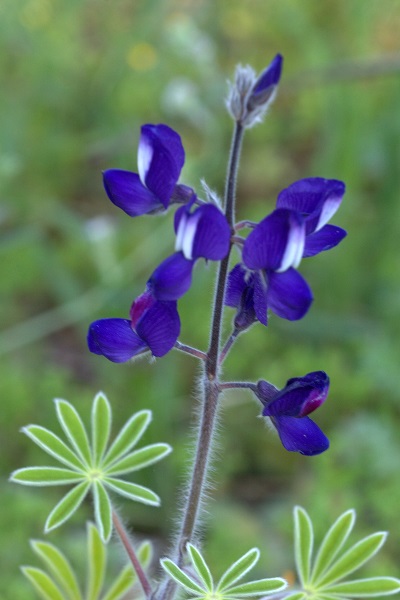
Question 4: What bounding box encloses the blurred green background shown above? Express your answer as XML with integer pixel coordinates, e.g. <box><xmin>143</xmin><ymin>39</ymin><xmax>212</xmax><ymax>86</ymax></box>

<box><xmin>1</xmin><ymin>0</ymin><xmax>400</xmax><ymax>597</ymax></box>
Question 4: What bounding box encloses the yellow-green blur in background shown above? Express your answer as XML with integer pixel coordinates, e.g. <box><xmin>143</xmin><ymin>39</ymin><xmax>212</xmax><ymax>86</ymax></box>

<box><xmin>1</xmin><ymin>0</ymin><xmax>400</xmax><ymax>597</ymax></box>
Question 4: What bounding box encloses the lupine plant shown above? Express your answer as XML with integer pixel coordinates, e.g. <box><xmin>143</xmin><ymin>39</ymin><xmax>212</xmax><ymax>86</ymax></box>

<box><xmin>11</xmin><ymin>54</ymin><xmax>400</xmax><ymax>600</ymax></box>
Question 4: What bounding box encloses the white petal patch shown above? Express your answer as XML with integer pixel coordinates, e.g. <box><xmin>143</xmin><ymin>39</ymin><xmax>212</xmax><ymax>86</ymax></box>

<box><xmin>277</xmin><ymin>220</ymin><xmax>305</xmax><ymax>272</ymax></box>
<box><xmin>316</xmin><ymin>196</ymin><xmax>341</xmax><ymax>231</ymax></box>
<box><xmin>137</xmin><ymin>134</ymin><xmax>154</xmax><ymax>185</ymax></box>
<box><xmin>175</xmin><ymin>212</ymin><xmax>201</xmax><ymax>260</ymax></box>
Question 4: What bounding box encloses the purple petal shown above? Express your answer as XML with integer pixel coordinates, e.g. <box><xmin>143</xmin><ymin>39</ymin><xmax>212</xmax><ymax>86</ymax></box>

<box><xmin>243</xmin><ymin>209</ymin><xmax>305</xmax><ymax>272</ymax></box>
<box><xmin>303</xmin><ymin>225</ymin><xmax>347</xmax><ymax>257</ymax></box>
<box><xmin>263</xmin><ymin>371</ymin><xmax>329</xmax><ymax>418</ymax></box>
<box><xmin>252</xmin><ymin>271</ymin><xmax>268</xmax><ymax>326</ymax></box>
<box><xmin>272</xmin><ymin>415</ymin><xmax>329</xmax><ymax>456</ymax></box>
<box><xmin>225</xmin><ymin>264</ymin><xmax>247</xmax><ymax>307</ymax></box>
<box><xmin>138</xmin><ymin>124</ymin><xmax>185</xmax><ymax>208</ymax></box>
<box><xmin>148</xmin><ymin>253</ymin><xmax>194</xmax><ymax>301</ymax></box>
<box><xmin>103</xmin><ymin>170</ymin><xmax>163</xmax><ymax>216</ymax></box>
<box><xmin>136</xmin><ymin>301</ymin><xmax>180</xmax><ymax>357</ymax></box>
<box><xmin>276</xmin><ymin>178</ymin><xmax>345</xmax><ymax>234</ymax></box>
<box><xmin>252</xmin><ymin>54</ymin><xmax>283</xmax><ymax>94</ymax></box>
<box><xmin>87</xmin><ymin>319</ymin><xmax>147</xmax><ymax>363</ymax></box>
<box><xmin>267</xmin><ymin>268</ymin><xmax>313</xmax><ymax>321</ymax></box>
<box><xmin>175</xmin><ymin>203</ymin><xmax>231</xmax><ymax>261</ymax></box>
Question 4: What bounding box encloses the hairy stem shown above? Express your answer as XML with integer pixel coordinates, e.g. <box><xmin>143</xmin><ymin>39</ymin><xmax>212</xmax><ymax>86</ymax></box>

<box><xmin>112</xmin><ymin>510</ymin><xmax>152</xmax><ymax>599</ymax></box>
<box><xmin>160</xmin><ymin>122</ymin><xmax>245</xmax><ymax>600</ymax></box>
<box><xmin>174</xmin><ymin>341</ymin><xmax>207</xmax><ymax>361</ymax></box>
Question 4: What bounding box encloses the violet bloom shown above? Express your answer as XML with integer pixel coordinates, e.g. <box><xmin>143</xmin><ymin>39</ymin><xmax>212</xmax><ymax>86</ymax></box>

<box><xmin>103</xmin><ymin>124</ymin><xmax>190</xmax><ymax>217</ymax></box>
<box><xmin>256</xmin><ymin>371</ymin><xmax>330</xmax><ymax>456</ymax></box>
<box><xmin>148</xmin><ymin>199</ymin><xmax>231</xmax><ymax>301</ymax></box>
<box><xmin>226</xmin><ymin>178</ymin><xmax>346</xmax><ymax>327</ymax></box>
<box><xmin>226</xmin><ymin>208</ymin><xmax>312</xmax><ymax>326</ymax></box>
<box><xmin>276</xmin><ymin>177</ymin><xmax>347</xmax><ymax>257</ymax></box>
<box><xmin>87</xmin><ymin>290</ymin><xmax>180</xmax><ymax>362</ymax></box>
<box><xmin>247</xmin><ymin>53</ymin><xmax>283</xmax><ymax>111</ymax></box>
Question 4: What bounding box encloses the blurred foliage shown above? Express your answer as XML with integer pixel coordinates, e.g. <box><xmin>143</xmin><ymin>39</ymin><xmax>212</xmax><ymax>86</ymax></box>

<box><xmin>1</xmin><ymin>0</ymin><xmax>400</xmax><ymax>597</ymax></box>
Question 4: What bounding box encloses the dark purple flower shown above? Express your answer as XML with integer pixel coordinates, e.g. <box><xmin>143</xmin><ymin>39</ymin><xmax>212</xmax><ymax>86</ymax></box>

<box><xmin>103</xmin><ymin>124</ymin><xmax>190</xmax><ymax>217</ymax></box>
<box><xmin>256</xmin><ymin>371</ymin><xmax>330</xmax><ymax>456</ymax></box>
<box><xmin>248</xmin><ymin>54</ymin><xmax>283</xmax><ymax>110</ymax></box>
<box><xmin>148</xmin><ymin>200</ymin><xmax>231</xmax><ymax>301</ymax></box>
<box><xmin>276</xmin><ymin>177</ymin><xmax>347</xmax><ymax>257</ymax></box>
<box><xmin>87</xmin><ymin>290</ymin><xmax>180</xmax><ymax>362</ymax></box>
<box><xmin>226</xmin><ymin>209</ymin><xmax>312</xmax><ymax>325</ymax></box>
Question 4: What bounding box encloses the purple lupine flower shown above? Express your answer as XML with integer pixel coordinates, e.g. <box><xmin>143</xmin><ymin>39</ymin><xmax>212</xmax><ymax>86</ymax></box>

<box><xmin>226</xmin><ymin>208</ymin><xmax>312</xmax><ymax>326</ymax></box>
<box><xmin>226</xmin><ymin>179</ymin><xmax>346</xmax><ymax>327</ymax></box>
<box><xmin>148</xmin><ymin>199</ymin><xmax>231</xmax><ymax>301</ymax></box>
<box><xmin>247</xmin><ymin>53</ymin><xmax>283</xmax><ymax>111</ymax></box>
<box><xmin>103</xmin><ymin>124</ymin><xmax>191</xmax><ymax>217</ymax></box>
<box><xmin>276</xmin><ymin>177</ymin><xmax>347</xmax><ymax>257</ymax></box>
<box><xmin>256</xmin><ymin>371</ymin><xmax>330</xmax><ymax>456</ymax></box>
<box><xmin>87</xmin><ymin>290</ymin><xmax>180</xmax><ymax>362</ymax></box>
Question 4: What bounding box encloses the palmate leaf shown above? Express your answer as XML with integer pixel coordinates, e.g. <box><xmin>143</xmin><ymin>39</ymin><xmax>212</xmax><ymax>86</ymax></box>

<box><xmin>87</xmin><ymin>521</ymin><xmax>106</xmax><ymax>600</ymax></box>
<box><xmin>324</xmin><ymin>576</ymin><xmax>400</xmax><ymax>597</ymax></box>
<box><xmin>93</xmin><ymin>481</ymin><xmax>112</xmax><ymax>543</ymax></box>
<box><xmin>187</xmin><ymin>544</ymin><xmax>213</xmax><ymax>591</ymax></box>
<box><xmin>55</xmin><ymin>400</ymin><xmax>92</xmax><ymax>468</ymax></box>
<box><xmin>22</xmin><ymin>426</ymin><xmax>85</xmax><ymax>471</ymax></box>
<box><xmin>217</xmin><ymin>548</ymin><xmax>260</xmax><ymax>592</ymax></box>
<box><xmin>102</xmin><ymin>410</ymin><xmax>152</xmax><ymax>468</ymax></box>
<box><xmin>21</xmin><ymin>567</ymin><xmax>65</xmax><ymax>600</ymax></box>
<box><xmin>294</xmin><ymin>506</ymin><xmax>313</xmax><ymax>587</ymax></box>
<box><xmin>91</xmin><ymin>392</ymin><xmax>111</xmax><ymax>467</ymax></box>
<box><xmin>316</xmin><ymin>531</ymin><xmax>387</xmax><ymax>588</ymax></box>
<box><xmin>282</xmin><ymin>593</ymin><xmax>306</xmax><ymax>600</ymax></box>
<box><xmin>310</xmin><ymin>509</ymin><xmax>355</xmax><ymax>584</ymax></box>
<box><xmin>30</xmin><ymin>540</ymin><xmax>81</xmax><ymax>600</ymax></box>
<box><xmin>45</xmin><ymin>481</ymin><xmax>91</xmax><ymax>532</ymax></box>
<box><xmin>106</xmin><ymin>443</ymin><xmax>172</xmax><ymax>476</ymax></box>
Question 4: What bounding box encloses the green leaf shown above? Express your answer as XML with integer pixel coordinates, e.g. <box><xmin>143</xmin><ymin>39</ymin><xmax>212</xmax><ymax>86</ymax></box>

<box><xmin>11</xmin><ymin>467</ymin><xmax>84</xmax><ymax>486</ymax></box>
<box><xmin>104</xmin><ymin>477</ymin><xmax>160</xmax><ymax>506</ymax></box>
<box><xmin>102</xmin><ymin>541</ymin><xmax>152</xmax><ymax>600</ymax></box>
<box><xmin>55</xmin><ymin>400</ymin><xmax>92</xmax><ymax>467</ymax></box>
<box><xmin>217</xmin><ymin>548</ymin><xmax>260</xmax><ymax>592</ymax></box>
<box><xmin>105</xmin><ymin>443</ymin><xmax>172</xmax><ymax>475</ymax></box>
<box><xmin>294</xmin><ymin>506</ymin><xmax>313</xmax><ymax>586</ymax></box>
<box><xmin>187</xmin><ymin>544</ymin><xmax>213</xmax><ymax>591</ymax></box>
<box><xmin>224</xmin><ymin>577</ymin><xmax>287</xmax><ymax>597</ymax></box>
<box><xmin>45</xmin><ymin>481</ymin><xmax>91</xmax><ymax>532</ymax></box>
<box><xmin>21</xmin><ymin>567</ymin><xmax>65</xmax><ymax>600</ymax></box>
<box><xmin>87</xmin><ymin>522</ymin><xmax>106</xmax><ymax>600</ymax></box>
<box><xmin>93</xmin><ymin>481</ymin><xmax>112</xmax><ymax>543</ymax></box>
<box><xmin>102</xmin><ymin>410</ymin><xmax>152</xmax><ymax>467</ymax></box>
<box><xmin>160</xmin><ymin>558</ymin><xmax>205</xmax><ymax>595</ymax></box>
<box><xmin>92</xmin><ymin>392</ymin><xmax>111</xmax><ymax>467</ymax></box>
<box><xmin>325</xmin><ymin>576</ymin><xmax>400</xmax><ymax>596</ymax></box>
<box><xmin>282</xmin><ymin>593</ymin><xmax>306</xmax><ymax>600</ymax></box>
<box><xmin>102</xmin><ymin>565</ymin><xmax>135</xmax><ymax>600</ymax></box>
<box><xmin>138</xmin><ymin>540</ymin><xmax>153</xmax><ymax>568</ymax></box>
<box><xmin>31</xmin><ymin>540</ymin><xmax>81</xmax><ymax>600</ymax></box>
<box><xmin>311</xmin><ymin>509</ymin><xmax>356</xmax><ymax>584</ymax></box>
<box><xmin>22</xmin><ymin>426</ymin><xmax>85</xmax><ymax>471</ymax></box>
<box><xmin>317</xmin><ymin>532</ymin><xmax>387</xmax><ymax>587</ymax></box>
